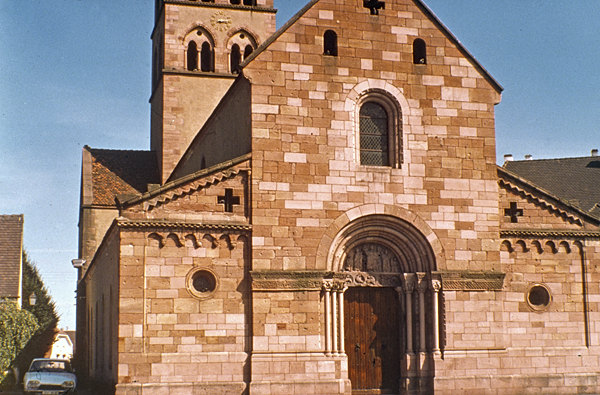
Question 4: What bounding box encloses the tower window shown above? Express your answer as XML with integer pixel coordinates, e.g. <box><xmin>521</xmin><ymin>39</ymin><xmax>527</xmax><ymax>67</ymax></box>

<box><xmin>243</xmin><ymin>0</ymin><xmax>256</xmax><ymax>5</ymax></box>
<box><xmin>363</xmin><ymin>0</ymin><xmax>385</xmax><ymax>15</ymax></box>
<box><xmin>201</xmin><ymin>41</ymin><xmax>214</xmax><ymax>72</ymax></box>
<box><xmin>230</xmin><ymin>0</ymin><xmax>241</xmax><ymax>4</ymax></box>
<box><xmin>360</xmin><ymin>102</ymin><xmax>389</xmax><ymax>166</ymax></box>
<box><xmin>230</xmin><ymin>44</ymin><xmax>241</xmax><ymax>73</ymax></box>
<box><xmin>324</xmin><ymin>30</ymin><xmax>338</xmax><ymax>56</ymax></box>
<box><xmin>187</xmin><ymin>41</ymin><xmax>198</xmax><ymax>71</ymax></box>
<box><xmin>244</xmin><ymin>44</ymin><xmax>253</xmax><ymax>59</ymax></box>
<box><xmin>413</xmin><ymin>38</ymin><xmax>427</xmax><ymax>64</ymax></box>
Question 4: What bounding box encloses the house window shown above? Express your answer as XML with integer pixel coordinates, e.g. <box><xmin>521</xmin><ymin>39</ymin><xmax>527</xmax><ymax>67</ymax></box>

<box><xmin>360</xmin><ymin>102</ymin><xmax>389</xmax><ymax>166</ymax></box>
<box><xmin>187</xmin><ymin>41</ymin><xmax>198</xmax><ymax>71</ymax></box>
<box><xmin>201</xmin><ymin>41</ymin><xmax>214</xmax><ymax>72</ymax></box>
<box><xmin>324</xmin><ymin>30</ymin><xmax>338</xmax><ymax>56</ymax></box>
<box><xmin>356</xmin><ymin>90</ymin><xmax>403</xmax><ymax>168</ymax></box>
<box><xmin>413</xmin><ymin>38</ymin><xmax>426</xmax><ymax>64</ymax></box>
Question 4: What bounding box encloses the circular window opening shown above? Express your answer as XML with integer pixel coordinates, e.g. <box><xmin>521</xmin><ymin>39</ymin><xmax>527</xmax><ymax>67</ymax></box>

<box><xmin>186</xmin><ymin>268</ymin><xmax>219</xmax><ymax>299</ymax></box>
<box><xmin>527</xmin><ymin>284</ymin><xmax>551</xmax><ymax>311</ymax></box>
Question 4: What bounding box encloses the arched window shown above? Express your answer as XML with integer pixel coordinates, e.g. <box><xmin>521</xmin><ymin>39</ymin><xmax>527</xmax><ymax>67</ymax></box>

<box><xmin>187</xmin><ymin>41</ymin><xmax>198</xmax><ymax>71</ymax></box>
<box><xmin>413</xmin><ymin>38</ymin><xmax>426</xmax><ymax>64</ymax></box>
<box><xmin>230</xmin><ymin>0</ymin><xmax>241</xmax><ymax>4</ymax></box>
<box><xmin>243</xmin><ymin>0</ymin><xmax>255</xmax><ymax>5</ymax></box>
<box><xmin>244</xmin><ymin>44</ymin><xmax>253</xmax><ymax>59</ymax></box>
<box><xmin>360</xmin><ymin>102</ymin><xmax>389</xmax><ymax>166</ymax></box>
<box><xmin>201</xmin><ymin>41</ymin><xmax>214</xmax><ymax>72</ymax></box>
<box><xmin>324</xmin><ymin>30</ymin><xmax>338</xmax><ymax>56</ymax></box>
<box><xmin>230</xmin><ymin>44</ymin><xmax>241</xmax><ymax>73</ymax></box>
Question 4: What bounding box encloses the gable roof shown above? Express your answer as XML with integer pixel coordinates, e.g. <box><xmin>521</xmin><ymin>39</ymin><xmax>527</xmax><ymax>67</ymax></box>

<box><xmin>502</xmin><ymin>155</ymin><xmax>600</xmax><ymax>221</ymax></box>
<box><xmin>86</xmin><ymin>147</ymin><xmax>160</xmax><ymax>206</ymax></box>
<box><xmin>0</xmin><ymin>214</ymin><xmax>24</xmax><ymax>299</ymax></box>
<box><xmin>242</xmin><ymin>0</ymin><xmax>502</xmax><ymax>93</ymax></box>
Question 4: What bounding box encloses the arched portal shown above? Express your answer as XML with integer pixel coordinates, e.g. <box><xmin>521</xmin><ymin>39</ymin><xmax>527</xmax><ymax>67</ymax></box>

<box><xmin>323</xmin><ymin>214</ymin><xmax>440</xmax><ymax>394</ymax></box>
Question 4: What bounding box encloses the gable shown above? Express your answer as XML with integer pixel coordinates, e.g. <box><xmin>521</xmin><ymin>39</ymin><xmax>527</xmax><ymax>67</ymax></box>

<box><xmin>243</xmin><ymin>0</ymin><xmax>502</xmax><ymax>94</ymax></box>
<box><xmin>121</xmin><ymin>154</ymin><xmax>250</xmax><ymax>225</ymax></box>
<box><xmin>498</xmin><ymin>166</ymin><xmax>599</xmax><ymax>231</ymax></box>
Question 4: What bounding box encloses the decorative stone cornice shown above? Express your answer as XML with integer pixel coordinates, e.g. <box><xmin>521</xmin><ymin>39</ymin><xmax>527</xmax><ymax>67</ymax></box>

<box><xmin>251</xmin><ymin>271</ymin><xmax>326</xmax><ymax>291</ymax></box>
<box><xmin>500</xmin><ymin>229</ymin><xmax>600</xmax><ymax>239</ymax></box>
<box><xmin>438</xmin><ymin>271</ymin><xmax>505</xmax><ymax>291</ymax></box>
<box><xmin>116</xmin><ymin>218</ymin><xmax>251</xmax><ymax>232</ymax></box>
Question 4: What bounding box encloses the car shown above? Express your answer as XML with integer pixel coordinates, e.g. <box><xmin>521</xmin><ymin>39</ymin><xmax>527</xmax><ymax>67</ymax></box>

<box><xmin>23</xmin><ymin>358</ymin><xmax>77</xmax><ymax>395</ymax></box>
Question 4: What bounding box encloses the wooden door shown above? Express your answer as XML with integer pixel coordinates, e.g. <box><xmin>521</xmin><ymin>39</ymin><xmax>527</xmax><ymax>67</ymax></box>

<box><xmin>344</xmin><ymin>287</ymin><xmax>401</xmax><ymax>394</ymax></box>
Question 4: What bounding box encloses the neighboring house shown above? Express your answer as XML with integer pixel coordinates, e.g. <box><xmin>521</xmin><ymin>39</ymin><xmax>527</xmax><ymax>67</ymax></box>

<box><xmin>0</xmin><ymin>214</ymin><xmax>24</xmax><ymax>305</ymax></box>
<box><xmin>48</xmin><ymin>332</ymin><xmax>75</xmax><ymax>360</ymax></box>
<box><xmin>74</xmin><ymin>0</ymin><xmax>600</xmax><ymax>394</ymax></box>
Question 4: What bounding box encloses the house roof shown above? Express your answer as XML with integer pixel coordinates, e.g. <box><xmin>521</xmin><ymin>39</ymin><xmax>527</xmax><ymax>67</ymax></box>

<box><xmin>87</xmin><ymin>147</ymin><xmax>160</xmax><ymax>206</ymax></box>
<box><xmin>502</xmin><ymin>155</ymin><xmax>600</xmax><ymax>220</ymax></box>
<box><xmin>242</xmin><ymin>0</ymin><xmax>502</xmax><ymax>93</ymax></box>
<box><xmin>0</xmin><ymin>214</ymin><xmax>24</xmax><ymax>299</ymax></box>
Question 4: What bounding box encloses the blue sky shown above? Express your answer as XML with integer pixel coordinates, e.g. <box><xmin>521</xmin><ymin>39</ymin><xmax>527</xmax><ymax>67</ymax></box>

<box><xmin>1</xmin><ymin>0</ymin><xmax>598</xmax><ymax>329</ymax></box>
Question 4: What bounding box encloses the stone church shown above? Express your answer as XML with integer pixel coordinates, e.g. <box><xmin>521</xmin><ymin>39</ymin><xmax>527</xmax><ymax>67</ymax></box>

<box><xmin>74</xmin><ymin>0</ymin><xmax>600</xmax><ymax>394</ymax></box>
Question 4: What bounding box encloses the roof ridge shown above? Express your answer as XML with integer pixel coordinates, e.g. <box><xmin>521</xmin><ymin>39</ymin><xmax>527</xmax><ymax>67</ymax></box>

<box><xmin>85</xmin><ymin>145</ymin><xmax>154</xmax><ymax>154</ymax></box>
<box><xmin>504</xmin><ymin>155</ymin><xmax>600</xmax><ymax>164</ymax></box>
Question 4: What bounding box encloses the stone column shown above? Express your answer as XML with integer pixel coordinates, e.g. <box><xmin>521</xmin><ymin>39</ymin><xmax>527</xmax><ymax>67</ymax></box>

<box><xmin>403</xmin><ymin>274</ymin><xmax>415</xmax><ymax>354</ymax></box>
<box><xmin>416</xmin><ymin>273</ymin><xmax>428</xmax><ymax>354</ymax></box>
<box><xmin>402</xmin><ymin>273</ymin><xmax>417</xmax><ymax>394</ymax></box>
<box><xmin>430</xmin><ymin>276</ymin><xmax>442</xmax><ymax>354</ymax></box>
<box><xmin>332</xmin><ymin>289</ymin><xmax>338</xmax><ymax>355</ymax></box>
<box><xmin>338</xmin><ymin>283</ymin><xmax>347</xmax><ymax>354</ymax></box>
<box><xmin>323</xmin><ymin>280</ymin><xmax>332</xmax><ymax>356</ymax></box>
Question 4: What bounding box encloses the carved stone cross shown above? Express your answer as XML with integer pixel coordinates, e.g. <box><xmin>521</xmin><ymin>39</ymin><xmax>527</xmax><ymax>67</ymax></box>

<box><xmin>504</xmin><ymin>202</ymin><xmax>523</xmax><ymax>223</ymax></box>
<box><xmin>363</xmin><ymin>0</ymin><xmax>385</xmax><ymax>15</ymax></box>
<box><xmin>218</xmin><ymin>189</ymin><xmax>240</xmax><ymax>213</ymax></box>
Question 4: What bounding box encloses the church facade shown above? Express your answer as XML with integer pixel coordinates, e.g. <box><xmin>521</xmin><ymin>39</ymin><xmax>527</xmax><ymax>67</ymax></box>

<box><xmin>75</xmin><ymin>0</ymin><xmax>600</xmax><ymax>394</ymax></box>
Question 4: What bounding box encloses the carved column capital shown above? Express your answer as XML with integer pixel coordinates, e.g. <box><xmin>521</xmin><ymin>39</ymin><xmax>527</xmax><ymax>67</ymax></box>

<box><xmin>416</xmin><ymin>273</ymin><xmax>429</xmax><ymax>293</ymax></box>
<box><xmin>322</xmin><ymin>279</ymin><xmax>334</xmax><ymax>291</ymax></box>
<box><xmin>430</xmin><ymin>279</ymin><xmax>442</xmax><ymax>292</ymax></box>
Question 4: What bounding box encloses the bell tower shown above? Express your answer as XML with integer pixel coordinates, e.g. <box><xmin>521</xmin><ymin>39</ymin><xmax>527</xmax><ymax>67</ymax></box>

<box><xmin>150</xmin><ymin>0</ymin><xmax>276</xmax><ymax>183</ymax></box>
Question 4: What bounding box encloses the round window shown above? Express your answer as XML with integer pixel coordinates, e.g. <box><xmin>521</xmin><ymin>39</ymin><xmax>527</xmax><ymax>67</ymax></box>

<box><xmin>186</xmin><ymin>268</ymin><xmax>219</xmax><ymax>299</ymax></box>
<box><xmin>526</xmin><ymin>284</ymin><xmax>551</xmax><ymax>311</ymax></box>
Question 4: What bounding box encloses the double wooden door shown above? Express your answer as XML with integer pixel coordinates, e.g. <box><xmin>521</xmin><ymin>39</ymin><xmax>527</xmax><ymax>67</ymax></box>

<box><xmin>344</xmin><ymin>287</ymin><xmax>401</xmax><ymax>394</ymax></box>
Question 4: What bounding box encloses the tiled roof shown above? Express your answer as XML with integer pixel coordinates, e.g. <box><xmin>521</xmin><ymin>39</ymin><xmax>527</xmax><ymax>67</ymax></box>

<box><xmin>89</xmin><ymin>148</ymin><xmax>160</xmax><ymax>206</ymax></box>
<box><xmin>0</xmin><ymin>214</ymin><xmax>23</xmax><ymax>298</ymax></box>
<box><xmin>503</xmin><ymin>155</ymin><xmax>600</xmax><ymax>219</ymax></box>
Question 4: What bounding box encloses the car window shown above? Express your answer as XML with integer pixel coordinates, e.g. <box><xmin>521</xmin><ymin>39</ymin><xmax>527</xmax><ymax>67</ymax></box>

<box><xmin>29</xmin><ymin>360</ymin><xmax>72</xmax><ymax>373</ymax></box>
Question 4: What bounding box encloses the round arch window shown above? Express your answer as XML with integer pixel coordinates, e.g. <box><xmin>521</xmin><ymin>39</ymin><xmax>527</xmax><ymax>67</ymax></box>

<box><xmin>526</xmin><ymin>284</ymin><xmax>551</xmax><ymax>311</ymax></box>
<box><xmin>186</xmin><ymin>268</ymin><xmax>219</xmax><ymax>300</ymax></box>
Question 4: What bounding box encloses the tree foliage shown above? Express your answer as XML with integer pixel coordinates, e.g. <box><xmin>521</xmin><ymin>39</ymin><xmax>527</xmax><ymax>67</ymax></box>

<box><xmin>22</xmin><ymin>251</ymin><xmax>59</xmax><ymax>330</ymax></box>
<box><xmin>0</xmin><ymin>252</ymin><xmax>59</xmax><ymax>388</ymax></box>
<box><xmin>0</xmin><ymin>300</ymin><xmax>39</xmax><ymax>380</ymax></box>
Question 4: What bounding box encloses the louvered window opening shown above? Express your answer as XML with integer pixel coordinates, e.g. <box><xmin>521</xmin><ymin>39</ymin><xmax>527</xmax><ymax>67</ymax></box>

<box><xmin>360</xmin><ymin>102</ymin><xmax>389</xmax><ymax>166</ymax></box>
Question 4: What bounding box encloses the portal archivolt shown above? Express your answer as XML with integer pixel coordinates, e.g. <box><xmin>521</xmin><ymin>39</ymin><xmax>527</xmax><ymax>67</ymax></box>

<box><xmin>323</xmin><ymin>214</ymin><xmax>441</xmax><ymax>394</ymax></box>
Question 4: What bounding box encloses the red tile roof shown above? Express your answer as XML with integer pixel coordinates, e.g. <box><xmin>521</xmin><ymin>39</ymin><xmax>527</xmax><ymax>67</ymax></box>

<box><xmin>0</xmin><ymin>214</ymin><xmax>23</xmax><ymax>298</ymax></box>
<box><xmin>89</xmin><ymin>149</ymin><xmax>160</xmax><ymax>206</ymax></box>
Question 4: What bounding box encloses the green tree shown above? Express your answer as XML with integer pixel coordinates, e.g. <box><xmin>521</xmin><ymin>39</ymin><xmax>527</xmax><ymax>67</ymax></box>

<box><xmin>0</xmin><ymin>252</ymin><xmax>59</xmax><ymax>388</ymax></box>
<box><xmin>0</xmin><ymin>300</ymin><xmax>39</xmax><ymax>384</ymax></box>
<box><xmin>22</xmin><ymin>251</ymin><xmax>58</xmax><ymax>329</ymax></box>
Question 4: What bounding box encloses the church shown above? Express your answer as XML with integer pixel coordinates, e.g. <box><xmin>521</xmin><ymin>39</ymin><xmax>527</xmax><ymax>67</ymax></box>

<box><xmin>74</xmin><ymin>0</ymin><xmax>600</xmax><ymax>394</ymax></box>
